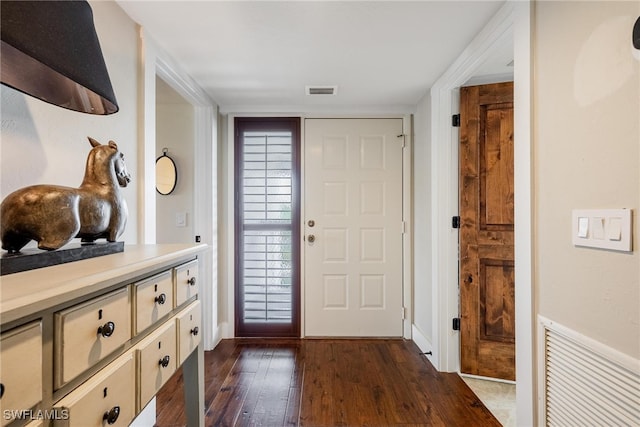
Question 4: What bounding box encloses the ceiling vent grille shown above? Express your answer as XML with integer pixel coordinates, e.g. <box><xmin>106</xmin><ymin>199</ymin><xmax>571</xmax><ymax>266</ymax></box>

<box><xmin>306</xmin><ymin>85</ymin><xmax>337</xmax><ymax>96</ymax></box>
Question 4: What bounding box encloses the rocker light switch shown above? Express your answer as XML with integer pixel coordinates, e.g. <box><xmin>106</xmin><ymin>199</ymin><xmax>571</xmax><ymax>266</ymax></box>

<box><xmin>592</xmin><ymin>217</ymin><xmax>605</xmax><ymax>240</ymax></box>
<box><xmin>607</xmin><ymin>217</ymin><xmax>622</xmax><ymax>241</ymax></box>
<box><xmin>577</xmin><ymin>217</ymin><xmax>589</xmax><ymax>238</ymax></box>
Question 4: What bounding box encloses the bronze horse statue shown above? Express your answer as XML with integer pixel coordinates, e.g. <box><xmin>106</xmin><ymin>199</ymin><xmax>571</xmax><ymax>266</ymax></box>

<box><xmin>1</xmin><ymin>137</ymin><xmax>130</xmax><ymax>253</ymax></box>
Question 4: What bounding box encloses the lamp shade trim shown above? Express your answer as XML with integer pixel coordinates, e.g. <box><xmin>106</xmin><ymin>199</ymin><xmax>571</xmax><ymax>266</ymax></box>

<box><xmin>0</xmin><ymin>0</ymin><xmax>119</xmax><ymax>115</ymax></box>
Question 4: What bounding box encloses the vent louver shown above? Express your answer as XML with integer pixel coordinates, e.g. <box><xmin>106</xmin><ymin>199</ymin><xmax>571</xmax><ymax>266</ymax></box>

<box><xmin>306</xmin><ymin>86</ymin><xmax>337</xmax><ymax>96</ymax></box>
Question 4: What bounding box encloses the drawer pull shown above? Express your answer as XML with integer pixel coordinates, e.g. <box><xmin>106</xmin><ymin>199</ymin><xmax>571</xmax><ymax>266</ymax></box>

<box><xmin>155</xmin><ymin>293</ymin><xmax>167</xmax><ymax>305</ymax></box>
<box><xmin>103</xmin><ymin>406</ymin><xmax>120</xmax><ymax>425</ymax></box>
<box><xmin>98</xmin><ymin>321</ymin><xmax>116</xmax><ymax>338</ymax></box>
<box><xmin>159</xmin><ymin>355</ymin><xmax>171</xmax><ymax>368</ymax></box>
<box><xmin>187</xmin><ymin>277</ymin><xmax>197</xmax><ymax>286</ymax></box>
<box><xmin>190</xmin><ymin>326</ymin><xmax>199</xmax><ymax>336</ymax></box>
<box><xmin>0</xmin><ymin>383</ymin><xmax>4</xmax><ymax>399</ymax></box>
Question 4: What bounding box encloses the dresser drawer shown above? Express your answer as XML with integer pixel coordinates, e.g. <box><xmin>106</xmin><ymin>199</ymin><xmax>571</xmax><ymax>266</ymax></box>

<box><xmin>0</xmin><ymin>321</ymin><xmax>42</xmax><ymax>427</ymax></box>
<box><xmin>54</xmin><ymin>352</ymin><xmax>135</xmax><ymax>427</ymax></box>
<box><xmin>175</xmin><ymin>260</ymin><xmax>199</xmax><ymax>307</ymax></box>
<box><xmin>176</xmin><ymin>300</ymin><xmax>202</xmax><ymax>365</ymax></box>
<box><xmin>55</xmin><ymin>288</ymin><xmax>131</xmax><ymax>387</ymax></box>
<box><xmin>136</xmin><ymin>321</ymin><xmax>176</xmax><ymax>410</ymax></box>
<box><xmin>134</xmin><ymin>271</ymin><xmax>173</xmax><ymax>334</ymax></box>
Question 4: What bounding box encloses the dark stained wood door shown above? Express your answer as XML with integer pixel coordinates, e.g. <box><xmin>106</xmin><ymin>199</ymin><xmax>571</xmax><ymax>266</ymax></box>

<box><xmin>459</xmin><ymin>82</ymin><xmax>515</xmax><ymax>381</ymax></box>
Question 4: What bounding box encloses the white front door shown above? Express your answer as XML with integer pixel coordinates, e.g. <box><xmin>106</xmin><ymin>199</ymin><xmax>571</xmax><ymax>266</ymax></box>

<box><xmin>304</xmin><ymin>118</ymin><xmax>404</xmax><ymax>337</ymax></box>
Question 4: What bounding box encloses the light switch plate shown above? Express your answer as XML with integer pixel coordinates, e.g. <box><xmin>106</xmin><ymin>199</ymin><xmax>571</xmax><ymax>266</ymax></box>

<box><xmin>176</xmin><ymin>212</ymin><xmax>187</xmax><ymax>227</ymax></box>
<box><xmin>572</xmin><ymin>209</ymin><xmax>633</xmax><ymax>252</ymax></box>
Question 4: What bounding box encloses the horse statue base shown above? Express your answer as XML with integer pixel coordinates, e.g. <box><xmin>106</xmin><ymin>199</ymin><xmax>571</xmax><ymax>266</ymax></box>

<box><xmin>0</xmin><ymin>241</ymin><xmax>124</xmax><ymax>276</ymax></box>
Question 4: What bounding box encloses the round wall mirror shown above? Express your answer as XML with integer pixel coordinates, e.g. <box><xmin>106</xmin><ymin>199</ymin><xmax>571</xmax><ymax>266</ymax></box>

<box><xmin>156</xmin><ymin>149</ymin><xmax>177</xmax><ymax>195</ymax></box>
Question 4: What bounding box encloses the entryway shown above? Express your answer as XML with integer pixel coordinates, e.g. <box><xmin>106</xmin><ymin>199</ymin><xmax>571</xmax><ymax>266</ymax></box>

<box><xmin>233</xmin><ymin>117</ymin><xmax>405</xmax><ymax>338</ymax></box>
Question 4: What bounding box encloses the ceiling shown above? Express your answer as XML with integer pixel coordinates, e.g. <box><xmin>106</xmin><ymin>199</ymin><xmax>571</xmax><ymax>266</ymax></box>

<box><xmin>117</xmin><ymin>1</ymin><xmax>512</xmax><ymax>113</ymax></box>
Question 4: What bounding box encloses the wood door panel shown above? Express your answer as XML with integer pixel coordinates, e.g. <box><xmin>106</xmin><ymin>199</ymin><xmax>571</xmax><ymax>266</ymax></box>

<box><xmin>480</xmin><ymin>105</ymin><xmax>514</xmax><ymax>229</ymax></box>
<box><xmin>479</xmin><ymin>260</ymin><xmax>515</xmax><ymax>342</ymax></box>
<box><xmin>460</xmin><ymin>82</ymin><xmax>515</xmax><ymax>381</ymax></box>
<box><xmin>477</xmin><ymin>342</ymin><xmax>516</xmax><ymax>380</ymax></box>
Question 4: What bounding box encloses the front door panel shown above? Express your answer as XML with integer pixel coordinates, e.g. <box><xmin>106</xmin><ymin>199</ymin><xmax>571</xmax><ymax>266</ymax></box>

<box><xmin>304</xmin><ymin>118</ymin><xmax>403</xmax><ymax>337</ymax></box>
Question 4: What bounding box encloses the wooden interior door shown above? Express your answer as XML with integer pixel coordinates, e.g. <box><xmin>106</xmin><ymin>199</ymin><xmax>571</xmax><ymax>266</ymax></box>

<box><xmin>459</xmin><ymin>82</ymin><xmax>515</xmax><ymax>381</ymax></box>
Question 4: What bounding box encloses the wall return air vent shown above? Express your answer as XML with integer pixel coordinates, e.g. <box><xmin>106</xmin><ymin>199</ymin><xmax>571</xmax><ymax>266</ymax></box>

<box><xmin>306</xmin><ymin>85</ymin><xmax>338</xmax><ymax>96</ymax></box>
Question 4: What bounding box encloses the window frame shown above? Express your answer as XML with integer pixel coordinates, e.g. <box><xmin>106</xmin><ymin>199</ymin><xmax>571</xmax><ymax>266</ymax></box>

<box><xmin>234</xmin><ymin>117</ymin><xmax>301</xmax><ymax>337</ymax></box>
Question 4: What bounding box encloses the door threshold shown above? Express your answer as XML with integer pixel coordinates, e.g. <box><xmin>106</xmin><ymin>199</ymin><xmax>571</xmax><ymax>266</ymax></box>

<box><xmin>459</xmin><ymin>372</ymin><xmax>516</xmax><ymax>385</ymax></box>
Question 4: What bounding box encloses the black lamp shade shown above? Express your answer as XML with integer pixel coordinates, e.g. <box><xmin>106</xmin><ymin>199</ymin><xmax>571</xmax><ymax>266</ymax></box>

<box><xmin>1</xmin><ymin>1</ymin><xmax>118</xmax><ymax>115</ymax></box>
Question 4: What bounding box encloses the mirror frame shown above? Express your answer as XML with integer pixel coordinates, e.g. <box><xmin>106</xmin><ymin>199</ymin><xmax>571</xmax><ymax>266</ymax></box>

<box><xmin>156</xmin><ymin>151</ymin><xmax>177</xmax><ymax>195</ymax></box>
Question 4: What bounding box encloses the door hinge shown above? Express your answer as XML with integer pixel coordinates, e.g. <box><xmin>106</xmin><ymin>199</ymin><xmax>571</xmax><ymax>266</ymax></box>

<box><xmin>401</xmin><ymin>221</ymin><xmax>407</xmax><ymax>234</ymax></box>
<box><xmin>452</xmin><ymin>114</ymin><xmax>461</xmax><ymax>127</ymax></box>
<box><xmin>402</xmin><ymin>307</ymin><xmax>407</xmax><ymax>320</ymax></box>
<box><xmin>452</xmin><ymin>317</ymin><xmax>461</xmax><ymax>331</ymax></box>
<box><xmin>452</xmin><ymin>216</ymin><xmax>461</xmax><ymax>229</ymax></box>
<box><xmin>397</xmin><ymin>134</ymin><xmax>406</xmax><ymax>148</ymax></box>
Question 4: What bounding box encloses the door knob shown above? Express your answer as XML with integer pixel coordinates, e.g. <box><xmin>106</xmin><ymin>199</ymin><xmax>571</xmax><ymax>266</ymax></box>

<box><xmin>308</xmin><ymin>234</ymin><xmax>315</xmax><ymax>243</ymax></box>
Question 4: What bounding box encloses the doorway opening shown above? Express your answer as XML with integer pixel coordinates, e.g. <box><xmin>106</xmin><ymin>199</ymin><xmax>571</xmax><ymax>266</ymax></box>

<box><xmin>234</xmin><ymin>117</ymin><xmax>301</xmax><ymax>337</ymax></box>
<box><xmin>155</xmin><ymin>76</ymin><xmax>195</xmax><ymax>244</ymax></box>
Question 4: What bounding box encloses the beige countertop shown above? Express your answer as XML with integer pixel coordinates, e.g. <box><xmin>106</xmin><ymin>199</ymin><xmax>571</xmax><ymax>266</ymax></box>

<box><xmin>0</xmin><ymin>243</ymin><xmax>208</xmax><ymax>325</ymax></box>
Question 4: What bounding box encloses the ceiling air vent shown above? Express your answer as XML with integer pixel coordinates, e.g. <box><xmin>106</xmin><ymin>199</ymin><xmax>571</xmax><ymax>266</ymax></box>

<box><xmin>306</xmin><ymin>85</ymin><xmax>338</xmax><ymax>96</ymax></box>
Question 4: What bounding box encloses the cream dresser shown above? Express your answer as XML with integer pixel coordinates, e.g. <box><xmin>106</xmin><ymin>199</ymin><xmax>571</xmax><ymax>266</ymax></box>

<box><xmin>0</xmin><ymin>244</ymin><xmax>207</xmax><ymax>427</ymax></box>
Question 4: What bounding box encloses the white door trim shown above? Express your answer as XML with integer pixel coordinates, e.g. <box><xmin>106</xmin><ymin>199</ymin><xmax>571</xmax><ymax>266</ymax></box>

<box><xmin>428</xmin><ymin>2</ymin><xmax>535</xmax><ymax>425</ymax></box>
<box><xmin>139</xmin><ymin>28</ymin><xmax>219</xmax><ymax>350</ymax></box>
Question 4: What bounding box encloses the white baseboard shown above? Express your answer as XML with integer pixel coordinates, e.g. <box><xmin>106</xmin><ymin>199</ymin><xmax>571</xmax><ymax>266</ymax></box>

<box><xmin>411</xmin><ymin>324</ymin><xmax>434</xmax><ymax>365</ymax></box>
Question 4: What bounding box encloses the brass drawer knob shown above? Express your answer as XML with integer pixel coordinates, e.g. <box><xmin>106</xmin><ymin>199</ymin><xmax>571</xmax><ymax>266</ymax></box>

<box><xmin>187</xmin><ymin>276</ymin><xmax>197</xmax><ymax>286</ymax></box>
<box><xmin>159</xmin><ymin>355</ymin><xmax>171</xmax><ymax>368</ymax></box>
<box><xmin>190</xmin><ymin>326</ymin><xmax>199</xmax><ymax>336</ymax></box>
<box><xmin>155</xmin><ymin>293</ymin><xmax>167</xmax><ymax>305</ymax></box>
<box><xmin>103</xmin><ymin>406</ymin><xmax>120</xmax><ymax>425</ymax></box>
<box><xmin>97</xmin><ymin>321</ymin><xmax>116</xmax><ymax>338</ymax></box>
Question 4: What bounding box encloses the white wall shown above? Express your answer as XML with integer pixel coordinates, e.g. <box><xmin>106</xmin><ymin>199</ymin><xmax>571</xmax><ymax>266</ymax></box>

<box><xmin>534</xmin><ymin>1</ymin><xmax>639</xmax><ymax>359</ymax></box>
<box><xmin>156</xmin><ymin>101</ymin><xmax>195</xmax><ymax>244</ymax></box>
<box><xmin>412</xmin><ymin>93</ymin><xmax>433</xmax><ymax>349</ymax></box>
<box><xmin>0</xmin><ymin>1</ymin><xmax>140</xmax><ymax>245</ymax></box>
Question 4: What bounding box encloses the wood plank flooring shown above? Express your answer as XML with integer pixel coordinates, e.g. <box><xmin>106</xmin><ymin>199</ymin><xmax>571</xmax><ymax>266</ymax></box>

<box><xmin>155</xmin><ymin>339</ymin><xmax>500</xmax><ymax>426</ymax></box>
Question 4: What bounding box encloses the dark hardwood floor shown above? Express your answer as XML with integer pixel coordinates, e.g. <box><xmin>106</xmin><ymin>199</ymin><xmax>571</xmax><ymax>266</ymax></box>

<box><xmin>155</xmin><ymin>339</ymin><xmax>500</xmax><ymax>426</ymax></box>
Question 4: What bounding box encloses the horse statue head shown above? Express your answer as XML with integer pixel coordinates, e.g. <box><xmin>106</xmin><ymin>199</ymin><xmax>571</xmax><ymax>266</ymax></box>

<box><xmin>85</xmin><ymin>137</ymin><xmax>131</xmax><ymax>189</ymax></box>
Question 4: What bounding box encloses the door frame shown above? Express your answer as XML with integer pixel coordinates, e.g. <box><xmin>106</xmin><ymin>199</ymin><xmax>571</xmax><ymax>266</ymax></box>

<box><xmin>139</xmin><ymin>28</ymin><xmax>219</xmax><ymax>350</ymax></box>
<box><xmin>225</xmin><ymin>114</ymin><xmax>412</xmax><ymax>339</ymax></box>
<box><xmin>428</xmin><ymin>1</ymin><xmax>534</xmax><ymax>424</ymax></box>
